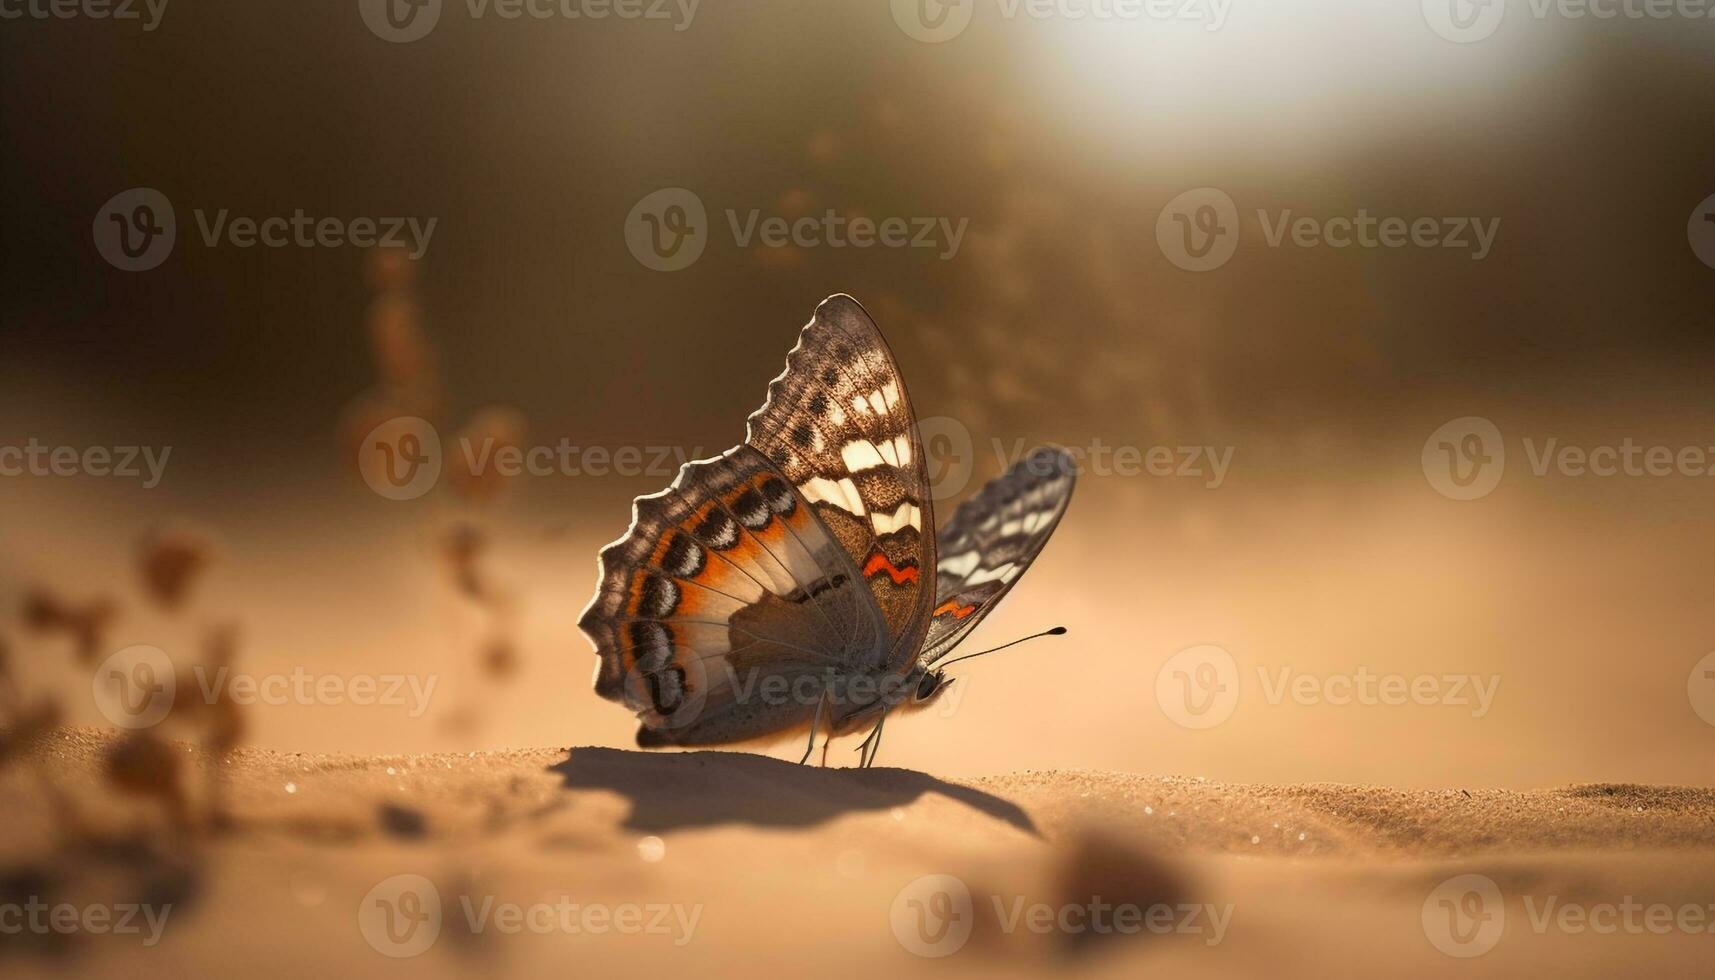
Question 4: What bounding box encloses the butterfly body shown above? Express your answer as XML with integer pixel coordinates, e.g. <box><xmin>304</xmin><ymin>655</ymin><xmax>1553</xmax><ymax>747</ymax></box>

<box><xmin>579</xmin><ymin>295</ymin><xmax>1073</xmax><ymax>762</ymax></box>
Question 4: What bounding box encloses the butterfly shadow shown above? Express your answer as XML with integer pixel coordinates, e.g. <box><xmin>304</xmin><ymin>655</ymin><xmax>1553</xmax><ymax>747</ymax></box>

<box><xmin>548</xmin><ymin>747</ymin><xmax>1038</xmax><ymax>836</ymax></box>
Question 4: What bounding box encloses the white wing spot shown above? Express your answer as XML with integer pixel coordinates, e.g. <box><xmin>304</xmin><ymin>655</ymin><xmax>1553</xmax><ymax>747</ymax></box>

<box><xmin>939</xmin><ymin>550</ymin><xmax>980</xmax><ymax>578</ymax></box>
<box><xmin>840</xmin><ymin>440</ymin><xmax>887</xmax><ymax>473</ymax></box>
<box><xmin>965</xmin><ymin>562</ymin><xmax>1017</xmax><ymax>586</ymax></box>
<box><xmin>800</xmin><ymin>476</ymin><xmax>867</xmax><ymax>517</ymax></box>
<box><xmin>871</xmin><ymin>502</ymin><xmax>921</xmax><ymax>535</ymax></box>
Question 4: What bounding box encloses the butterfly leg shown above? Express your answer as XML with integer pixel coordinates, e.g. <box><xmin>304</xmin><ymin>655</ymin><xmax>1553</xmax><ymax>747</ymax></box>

<box><xmin>855</xmin><ymin>706</ymin><xmax>890</xmax><ymax>768</ymax></box>
<box><xmin>867</xmin><ymin>708</ymin><xmax>889</xmax><ymax>768</ymax></box>
<box><xmin>798</xmin><ymin>690</ymin><xmax>828</xmax><ymax>765</ymax></box>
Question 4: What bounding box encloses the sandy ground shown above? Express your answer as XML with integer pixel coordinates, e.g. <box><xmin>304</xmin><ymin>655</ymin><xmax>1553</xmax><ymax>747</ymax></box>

<box><xmin>3</xmin><ymin>728</ymin><xmax>1712</xmax><ymax>978</ymax></box>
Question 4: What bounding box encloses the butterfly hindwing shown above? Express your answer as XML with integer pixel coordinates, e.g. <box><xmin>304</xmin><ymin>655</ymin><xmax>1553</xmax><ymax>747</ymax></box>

<box><xmin>745</xmin><ymin>294</ymin><xmax>936</xmax><ymax>671</ymax></box>
<box><xmin>922</xmin><ymin>446</ymin><xmax>1077</xmax><ymax>664</ymax></box>
<box><xmin>579</xmin><ymin>445</ymin><xmax>886</xmax><ymax>742</ymax></box>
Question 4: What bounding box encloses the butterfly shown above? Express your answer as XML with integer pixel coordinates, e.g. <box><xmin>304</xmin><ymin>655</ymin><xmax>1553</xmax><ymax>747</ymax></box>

<box><xmin>579</xmin><ymin>295</ymin><xmax>1074</xmax><ymax>767</ymax></box>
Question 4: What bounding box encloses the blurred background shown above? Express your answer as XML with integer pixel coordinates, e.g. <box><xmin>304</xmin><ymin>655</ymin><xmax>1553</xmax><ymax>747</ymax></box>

<box><xmin>4</xmin><ymin>0</ymin><xmax>1714</xmax><ymax>788</ymax></box>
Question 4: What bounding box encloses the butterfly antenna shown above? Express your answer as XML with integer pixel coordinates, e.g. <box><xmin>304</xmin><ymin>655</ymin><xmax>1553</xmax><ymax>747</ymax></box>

<box><xmin>935</xmin><ymin>626</ymin><xmax>1067</xmax><ymax>670</ymax></box>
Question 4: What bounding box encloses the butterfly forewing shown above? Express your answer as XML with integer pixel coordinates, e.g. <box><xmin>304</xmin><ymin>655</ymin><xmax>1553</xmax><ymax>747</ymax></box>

<box><xmin>744</xmin><ymin>294</ymin><xmax>936</xmax><ymax>671</ymax></box>
<box><xmin>922</xmin><ymin>445</ymin><xmax>1077</xmax><ymax>664</ymax></box>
